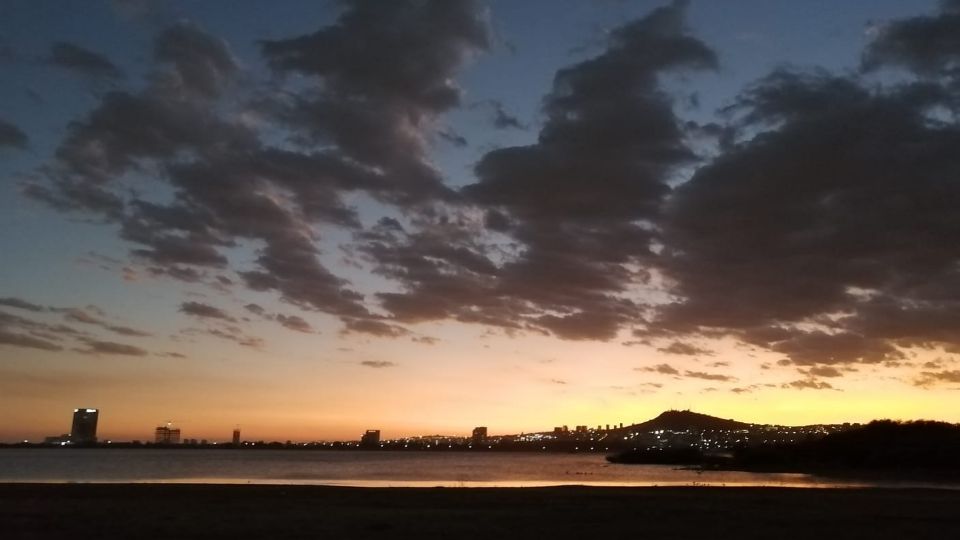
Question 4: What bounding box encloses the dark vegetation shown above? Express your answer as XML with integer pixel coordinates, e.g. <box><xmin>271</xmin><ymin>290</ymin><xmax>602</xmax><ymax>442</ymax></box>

<box><xmin>608</xmin><ymin>420</ymin><xmax>960</xmax><ymax>477</ymax></box>
<box><xmin>734</xmin><ymin>420</ymin><xmax>960</xmax><ymax>474</ymax></box>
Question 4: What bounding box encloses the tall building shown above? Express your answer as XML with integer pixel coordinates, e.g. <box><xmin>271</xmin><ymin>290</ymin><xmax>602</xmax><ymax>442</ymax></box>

<box><xmin>472</xmin><ymin>426</ymin><xmax>488</xmax><ymax>445</ymax></box>
<box><xmin>70</xmin><ymin>408</ymin><xmax>98</xmax><ymax>444</ymax></box>
<box><xmin>155</xmin><ymin>425</ymin><xmax>181</xmax><ymax>444</ymax></box>
<box><xmin>360</xmin><ymin>429</ymin><xmax>380</xmax><ymax>448</ymax></box>
<box><xmin>232</xmin><ymin>428</ymin><xmax>241</xmax><ymax>446</ymax></box>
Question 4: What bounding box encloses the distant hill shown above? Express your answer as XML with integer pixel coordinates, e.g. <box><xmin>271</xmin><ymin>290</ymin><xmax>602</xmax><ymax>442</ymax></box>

<box><xmin>623</xmin><ymin>410</ymin><xmax>750</xmax><ymax>432</ymax></box>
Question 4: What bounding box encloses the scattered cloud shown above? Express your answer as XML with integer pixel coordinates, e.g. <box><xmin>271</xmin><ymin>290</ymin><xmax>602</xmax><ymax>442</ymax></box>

<box><xmin>658</xmin><ymin>341</ymin><xmax>714</xmax><ymax>356</ymax></box>
<box><xmin>76</xmin><ymin>339</ymin><xmax>149</xmax><ymax>356</ymax></box>
<box><xmin>782</xmin><ymin>378</ymin><xmax>835</xmax><ymax>391</ymax></box>
<box><xmin>13</xmin><ymin>0</ymin><xmax>960</xmax><ymax>392</ymax></box>
<box><xmin>179</xmin><ymin>301</ymin><xmax>236</xmax><ymax>322</ymax></box>
<box><xmin>472</xmin><ymin>99</ymin><xmax>526</xmax><ymax>130</ymax></box>
<box><xmin>804</xmin><ymin>366</ymin><xmax>844</xmax><ymax>378</ymax></box>
<box><xmin>0</xmin><ymin>297</ymin><xmax>45</xmax><ymax>312</ymax></box>
<box><xmin>360</xmin><ymin>360</ymin><xmax>397</xmax><ymax>369</ymax></box>
<box><xmin>342</xmin><ymin>318</ymin><xmax>410</xmax><ymax>338</ymax></box>
<box><xmin>244</xmin><ymin>303</ymin><xmax>267</xmax><ymax>317</ymax></box>
<box><xmin>0</xmin><ymin>118</ymin><xmax>28</xmax><ymax>150</ymax></box>
<box><xmin>683</xmin><ymin>370</ymin><xmax>736</xmax><ymax>382</ymax></box>
<box><xmin>276</xmin><ymin>313</ymin><xmax>313</xmax><ymax>333</ymax></box>
<box><xmin>200</xmin><ymin>327</ymin><xmax>264</xmax><ymax>349</ymax></box>
<box><xmin>0</xmin><ymin>329</ymin><xmax>63</xmax><ymax>351</ymax></box>
<box><xmin>638</xmin><ymin>363</ymin><xmax>680</xmax><ymax>375</ymax></box>
<box><xmin>914</xmin><ymin>370</ymin><xmax>960</xmax><ymax>387</ymax></box>
<box><xmin>47</xmin><ymin>42</ymin><xmax>124</xmax><ymax>80</ymax></box>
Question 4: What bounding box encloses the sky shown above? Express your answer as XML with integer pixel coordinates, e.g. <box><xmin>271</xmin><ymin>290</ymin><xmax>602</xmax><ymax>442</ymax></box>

<box><xmin>2</xmin><ymin>0</ymin><xmax>960</xmax><ymax>443</ymax></box>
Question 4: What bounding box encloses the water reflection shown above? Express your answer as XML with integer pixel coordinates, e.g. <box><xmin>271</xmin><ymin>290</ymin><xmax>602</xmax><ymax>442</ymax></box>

<box><xmin>0</xmin><ymin>449</ymin><xmax>955</xmax><ymax>490</ymax></box>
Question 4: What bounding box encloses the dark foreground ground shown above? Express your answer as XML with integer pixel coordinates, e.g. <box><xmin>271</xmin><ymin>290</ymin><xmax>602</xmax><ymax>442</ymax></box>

<box><xmin>4</xmin><ymin>484</ymin><xmax>960</xmax><ymax>539</ymax></box>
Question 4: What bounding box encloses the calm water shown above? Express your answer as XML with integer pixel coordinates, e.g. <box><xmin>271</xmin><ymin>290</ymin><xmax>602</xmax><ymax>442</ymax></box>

<box><xmin>0</xmin><ymin>449</ymin><xmax>950</xmax><ymax>488</ymax></box>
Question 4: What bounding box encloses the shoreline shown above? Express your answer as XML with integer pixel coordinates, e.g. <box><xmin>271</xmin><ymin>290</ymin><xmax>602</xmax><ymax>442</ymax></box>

<box><xmin>5</xmin><ymin>483</ymin><xmax>960</xmax><ymax>539</ymax></box>
<box><xmin>1</xmin><ymin>477</ymin><xmax>958</xmax><ymax>490</ymax></box>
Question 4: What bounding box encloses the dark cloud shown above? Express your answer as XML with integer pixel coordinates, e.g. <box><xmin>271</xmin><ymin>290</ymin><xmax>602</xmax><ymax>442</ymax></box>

<box><xmin>360</xmin><ymin>360</ymin><xmax>397</xmax><ymax>369</ymax></box>
<box><xmin>363</xmin><ymin>2</ymin><xmax>716</xmax><ymax>341</ymax></box>
<box><xmin>47</xmin><ymin>42</ymin><xmax>124</xmax><ymax>80</ymax></box>
<box><xmin>657</xmin><ymin>341</ymin><xmax>713</xmax><ymax>356</ymax></box>
<box><xmin>0</xmin><ymin>297</ymin><xmax>45</xmax><ymax>312</ymax></box>
<box><xmin>276</xmin><ymin>314</ymin><xmax>313</xmax><ymax>333</ymax></box>
<box><xmin>862</xmin><ymin>1</ymin><xmax>960</xmax><ymax>81</ymax></box>
<box><xmin>106</xmin><ymin>324</ymin><xmax>152</xmax><ymax>337</ymax></box>
<box><xmin>438</xmin><ymin>129</ymin><xmax>468</xmax><ymax>148</ymax></box>
<box><xmin>260</xmin><ymin>0</ymin><xmax>489</xmax><ymax>204</ymax></box>
<box><xmin>473</xmin><ymin>99</ymin><xmax>525</xmax><ymax>130</ymax></box>
<box><xmin>914</xmin><ymin>369</ymin><xmax>960</xmax><ymax>387</ymax></box>
<box><xmin>204</xmin><ymin>327</ymin><xmax>264</xmax><ymax>349</ymax></box>
<box><xmin>76</xmin><ymin>339</ymin><xmax>149</xmax><ymax>356</ymax></box>
<box><xmin>60</xmin><ymin>307</ymin><xmax>152</xmax><ymax>337</ymax></box>
<box><xmin>782</xmin><ymin>378</ymin><xmax>835</xmax><ymax>391</ymax></box>
<box><xmin>341</xmin><ymin>318</ymin><xmax>410</xmax><ymax>338</ymax></box>
<box><xmin>638</xmin><ymin>363</ymin><xmax>680</xmax><ymax>375</ymax></box>
<box><xmin>0</xmin><ymin>330</ymin><xmax>63</xmax><ymax>351</ymax></box>
<box><xmin>535</xmin><ymin>310</ymin><xmax>626</xmax><ymax>340</ymax></box>
<box><xmin>763</xmin><ymin>330</ymin><xmax>905</xmax><ymax>367</ymax></box>
<box><xmin>683</xmin><ymin>370</ymin><xmax>735</xmax><ymax>382</ymax></box>
<box><xmin>179</xmin><ymin>301</ymin><xmax>236</xmax><ymax>322</ymax></box>
<box><xmin>62</xmin><ymin>308</ymin><xmax>100</xmax><ymax>325</ymax></box>
<box><xmin>0</xmin><ymin>308</ymin><xmax>149</xmax><ymax>353</ymax></box>
<box><xmin>180</xmin><ymin>323</ymin><xmax>264</xmax><ymax>349</ymax></box>
<box><xmin>658</xmin><ymin>66</ymin><xmax>960</xmax><ymax>367</ymax></box>
<box><xmin>22</xmin><ymin>86</ymin><xmax>255</xmax><ymax>221</ymax></box>
<box><xmin>153</xmin><ymin>22</ymin><xmax>237</xmax><ymax>99</ymax></box>
<box><xmin>0</xmin><ymin>118</ymin><xmax>28</xmax><ymax>150</ymax></box>
<box><xmin>21</xmin><ymin>0</ymin><xmax>960</xmax><ymax>385</ymax></box>
<box><xmin>244</xmin><ymin>303</ymin><xmax>266</xmax><ymax>316</ymax></box>
<box><xmin>467</xmin><ymin>1</ymin><xmax>716</xmax><ymax>222</ymax></box>
<box><xmin>804</xmin><ymin>366</ymin><xmax>844</xmax><ymax>378</ymax></box>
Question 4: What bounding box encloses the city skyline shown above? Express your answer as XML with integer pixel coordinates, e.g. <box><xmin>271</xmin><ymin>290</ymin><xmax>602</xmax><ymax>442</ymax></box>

<box><xmin>23</xmin><ymin>406</ymin><xmax>864</xmax><ymax>446</ymax></box>
<box><xmin>3</xmin><ymin>0</ymin><xmax>960</xmax><ymax>443</ymax></box>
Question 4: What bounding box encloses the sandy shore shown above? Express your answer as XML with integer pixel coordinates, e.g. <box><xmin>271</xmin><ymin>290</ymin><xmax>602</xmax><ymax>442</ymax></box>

<box><xmin>4</xmin><ymin>483</ymin><xmax>960</xmax><ymax>539</ymax></box>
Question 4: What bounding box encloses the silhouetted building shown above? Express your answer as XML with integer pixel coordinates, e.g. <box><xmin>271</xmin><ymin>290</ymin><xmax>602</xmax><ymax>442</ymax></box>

<box><xmin>472</xmin><ymin>426</ymin><xmax>488</xmax><ymax>445</ymax></box>
<box><xmin>360</xmin><ymin>429</ymin><xmax>380</xmax><ymax>448</ymax></box>
<box><xmin>71</xmin><ymin>408</ymin><xmax>98</xmax><ymax>444</ymax></box>
<box><xmin>232</xmin><ymin>428</ymin><xmax>241</xmax><ymax>446</ymax></box>
<box><xmin>155</xmin><ymin>425</ymin><xmax>181</xmax><ymax>444</ymax></box>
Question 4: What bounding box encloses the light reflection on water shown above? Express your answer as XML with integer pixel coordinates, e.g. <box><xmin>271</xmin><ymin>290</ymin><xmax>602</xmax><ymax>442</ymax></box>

<box><xmin>0</xmin><ymin>449</ymin><xmax>954</xmax><ymax>489</ymax></box>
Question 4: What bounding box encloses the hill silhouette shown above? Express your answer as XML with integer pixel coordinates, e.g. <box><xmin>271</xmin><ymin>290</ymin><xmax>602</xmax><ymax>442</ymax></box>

<box><xmin>622</xmin><ymin>410</ymin><xmax>750</xmax><ymax>433</ymax></box>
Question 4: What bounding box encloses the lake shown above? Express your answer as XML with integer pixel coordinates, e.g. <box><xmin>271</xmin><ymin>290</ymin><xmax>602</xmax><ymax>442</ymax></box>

<box><xmin>2</xmin><ymin>449</ymin><xmax>954</xmax><ymax>488</ymax></box>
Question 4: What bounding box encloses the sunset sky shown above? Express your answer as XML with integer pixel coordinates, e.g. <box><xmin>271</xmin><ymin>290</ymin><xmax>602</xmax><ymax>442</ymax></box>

<box><xmin>2</xmin><ymin>0</ymin><xmax>960</xmax><ymax>443</ymax></box>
